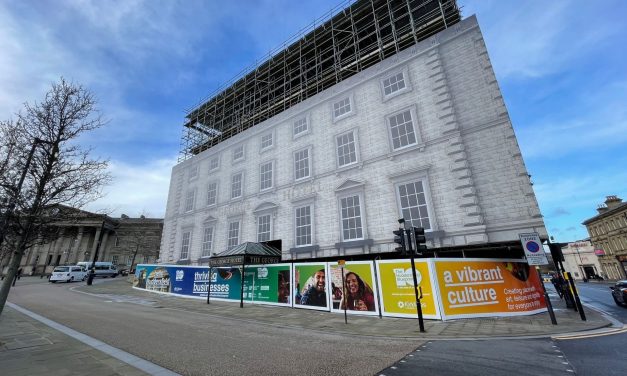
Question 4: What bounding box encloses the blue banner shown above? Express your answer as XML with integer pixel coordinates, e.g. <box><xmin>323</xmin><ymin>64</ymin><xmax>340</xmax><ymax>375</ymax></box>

<box><xmin>134</xmin><ymin>264</ymin><xmax>242</xmax><ymax>300</ymax></box>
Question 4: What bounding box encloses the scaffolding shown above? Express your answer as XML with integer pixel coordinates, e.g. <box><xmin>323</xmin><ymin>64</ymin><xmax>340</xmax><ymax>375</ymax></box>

<box><xmin>179</xmin><ymin>0</ymin><xmax>460</xmax><ymax>161</ymax></box>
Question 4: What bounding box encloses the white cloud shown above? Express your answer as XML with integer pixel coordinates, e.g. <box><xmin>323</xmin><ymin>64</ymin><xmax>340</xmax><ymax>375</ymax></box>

<box><xmin>83</xmin><ymin>156</ymin><xmax>176</xmax><ymax>218</ymax></box>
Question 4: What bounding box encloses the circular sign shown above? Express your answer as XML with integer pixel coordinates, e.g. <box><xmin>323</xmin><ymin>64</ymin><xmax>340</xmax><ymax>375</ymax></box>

<box><xmin>525</xmin><ymin>241</ymin><xmax>540</xmax><ymax>253</ymax></box>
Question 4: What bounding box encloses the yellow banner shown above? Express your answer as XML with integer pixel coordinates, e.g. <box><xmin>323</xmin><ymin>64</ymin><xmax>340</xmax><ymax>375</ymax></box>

<box><xmin>433</xmin><ymin>259</ymin><xmax>547</xmax><ymax>319</ymax></box>
<box><xmin>376</xmin><ymin>260</ymin><xmax>440</xmax><ymax>319</ymax></box>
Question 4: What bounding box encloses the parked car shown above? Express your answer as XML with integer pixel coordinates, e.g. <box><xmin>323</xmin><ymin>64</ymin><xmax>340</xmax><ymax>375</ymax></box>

<box><xmin>76</xmin><ymin>261</ymin><xmax>118</xmax><ymax>278</ymax></box>
<box><xmin>610</xmin><ymin>280</ymin><xmax>627</xmax><ymax>307</ymax></box>
<box><xmin>49</xmin><ymin>265</ymin><xmax>87</xmax><ymax>283</ymax></box>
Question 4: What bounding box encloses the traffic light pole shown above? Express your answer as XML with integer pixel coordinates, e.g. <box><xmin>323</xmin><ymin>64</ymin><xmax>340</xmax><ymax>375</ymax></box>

<box><xmin>406</xmin><ymin>228</ymin><xmax>425</xmax><ymax>332</ymax></box>
<box><xmin>410</xmin><ymin>255</ymin><xmax>425</xmax><ymax>332</ymax></box>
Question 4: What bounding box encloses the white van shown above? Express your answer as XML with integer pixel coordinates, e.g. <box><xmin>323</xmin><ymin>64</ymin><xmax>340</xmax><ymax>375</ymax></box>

<box><xmin>77</xmin><ymin>261</ymin><xmax>118</xmax><ymax>278</ymax></box>
<box><xmin>49</xmin><ymin>265</ymin><xmax>87</xmax><ymax>283</ymax></box>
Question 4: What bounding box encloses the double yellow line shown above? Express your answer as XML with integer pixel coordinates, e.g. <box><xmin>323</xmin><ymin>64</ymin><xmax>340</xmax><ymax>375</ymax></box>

<box><xmin>553</xmin><ymin>325</ymin><xmax>627</xmax><ymax>340</ymax></box>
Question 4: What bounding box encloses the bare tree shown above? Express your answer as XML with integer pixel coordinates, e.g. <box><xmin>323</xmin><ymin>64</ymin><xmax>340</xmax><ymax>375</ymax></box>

<box><xmin>0</xmin><ymin>78</ymin><xmax>111</xmax><ymax>315</ymax></box>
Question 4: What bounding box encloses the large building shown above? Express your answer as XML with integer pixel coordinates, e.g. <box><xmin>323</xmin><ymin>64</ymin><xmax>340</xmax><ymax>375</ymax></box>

<box><xmin>560</xmin><ymin>239</ymin><xmax>604</xmax><ymax>281</ymax></box>
<box><xmin>161</xmin><ymin>0</ymin><xmax>546</xmax><ymax>265</ymax></box>
<box><xmin>0</xmin><ymin>207</ymin><xmax>163</xmax><ymax>275</ymax></box>
<box><xmin>583</xmin><ymin>195</ymin><xmax>627</xmax><ymax>279</ymax></box>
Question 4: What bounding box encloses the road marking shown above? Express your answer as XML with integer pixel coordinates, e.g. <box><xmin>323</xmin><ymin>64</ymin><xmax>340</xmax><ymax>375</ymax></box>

<box><xmin>6</xmin><ymin>302</ymin><xmax>180</xmax><ymax>376</ymax></box>
<box><xmin>553</xmin><ymin>325</ymin><xmax>627</xmax><ymax>340</ymax></box>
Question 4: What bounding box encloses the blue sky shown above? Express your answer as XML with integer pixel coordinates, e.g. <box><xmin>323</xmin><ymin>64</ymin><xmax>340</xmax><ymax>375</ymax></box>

<box><xmin>1</xmin><ymin>0</ymin><xmax>625</xmax><ymax>243</ymax></box>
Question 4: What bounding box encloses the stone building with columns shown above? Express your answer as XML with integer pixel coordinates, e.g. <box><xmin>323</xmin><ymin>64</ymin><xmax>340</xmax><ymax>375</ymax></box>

<box><xmin>1</xmin><ymin>208</ymin><xmax>163</xmax><ymax>276</ymax></box>
<box><xmin>161</xmin><ymin>0</ymin><xmax>546</xmax><ymax>265</ymax></box>
<box><xmin>583</xmin><ymin>195</ymin><xmax>627</xmax><ymax>279</ymax></box>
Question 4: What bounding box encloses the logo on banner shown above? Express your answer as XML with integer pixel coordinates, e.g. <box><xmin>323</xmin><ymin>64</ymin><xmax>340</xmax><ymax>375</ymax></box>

<box><xmin>393</xmin><ymin>268</ymin><xmax>421</xmax><ymax>287</ymax></box>
<box><xmin>257</xmin><ymin>267</ymin><xmax>268</xmax><ymax>279</ymax></box>
<box><xmin>175</xmin><ymin>270</ymin><xmax>184</xmax><ymax>281</ymax></box>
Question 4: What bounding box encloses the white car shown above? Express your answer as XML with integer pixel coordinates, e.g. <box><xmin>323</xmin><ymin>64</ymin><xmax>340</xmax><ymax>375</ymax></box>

<box><xmin>49</xmin><ymin>266</ymin><xmax>87</xmax><ymax>283</ymax></box>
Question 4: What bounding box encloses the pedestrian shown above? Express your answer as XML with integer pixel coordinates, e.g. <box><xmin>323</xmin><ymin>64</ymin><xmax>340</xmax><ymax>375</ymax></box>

<box><xmin>17</xmin><ymin>267</ymin><xmax>22</xmax><ymax>280</ymax></box>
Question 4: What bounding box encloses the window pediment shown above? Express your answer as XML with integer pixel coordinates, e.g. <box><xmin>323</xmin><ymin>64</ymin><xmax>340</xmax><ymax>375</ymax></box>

<box><xmin>334</xmin><ymin>178</ymin><xmax>365</xmax><ymax>193</ymax></box>
<box><xmin>253</xmin><ymin>201</ymin><xmax>279</xmax><ymax>214</ymax></box>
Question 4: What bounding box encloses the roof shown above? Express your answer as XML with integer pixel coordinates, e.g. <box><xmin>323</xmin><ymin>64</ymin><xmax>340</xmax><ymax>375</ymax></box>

<box><xmin>215</xmin><ymin>242</ymin><xmax>282</xmax><ymax>257</ymax></box>
<box><xmin>582</xmin><ymin>201</ymin><xmax>627</xmax><ymax>225</ymax></box>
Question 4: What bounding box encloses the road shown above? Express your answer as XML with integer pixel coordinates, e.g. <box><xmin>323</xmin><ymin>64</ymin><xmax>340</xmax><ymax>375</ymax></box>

<box><xmin>380</xmin><ymin>282</ymin><xmax>627</xmax><ymax>376</ymax></box>
<box><xmin>6</xmin><ymin>278</ymin><xmax>419</xmax><ymax>376</ymax></box>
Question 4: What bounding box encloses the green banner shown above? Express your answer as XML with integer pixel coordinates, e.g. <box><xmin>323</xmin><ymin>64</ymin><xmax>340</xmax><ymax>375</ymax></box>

<box><xmin>242</xmin><ymin>264</ymin><xmax>291</xmax><ymax>306</ymax></box>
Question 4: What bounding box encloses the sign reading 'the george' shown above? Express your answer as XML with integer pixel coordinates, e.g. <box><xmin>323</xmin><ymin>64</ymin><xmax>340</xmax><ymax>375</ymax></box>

<box><xmin>519</xmin><ymin>232</ymin><xmax>549</xmax><ymax>265</ymax></box>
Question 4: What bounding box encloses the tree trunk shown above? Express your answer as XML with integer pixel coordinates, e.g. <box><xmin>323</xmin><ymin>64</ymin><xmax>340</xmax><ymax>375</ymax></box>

<box><xmin>0</xmin><ymin>238</ymin><xmax>26</xmax><ymax>315</ymax></box>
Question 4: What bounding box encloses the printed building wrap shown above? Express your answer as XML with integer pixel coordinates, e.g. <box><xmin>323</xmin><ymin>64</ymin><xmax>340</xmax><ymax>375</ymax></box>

<box><xmin>161</xmin><ymin>0</ymin><xmax>546</xmax><ymax>264</ymax></box>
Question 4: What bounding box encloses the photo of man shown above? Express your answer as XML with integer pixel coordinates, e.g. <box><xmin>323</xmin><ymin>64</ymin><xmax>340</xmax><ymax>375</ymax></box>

<box><xmin>300</xmin><ymin>269</ymin><xmax>326</xmax><ymax>307</ymax></box>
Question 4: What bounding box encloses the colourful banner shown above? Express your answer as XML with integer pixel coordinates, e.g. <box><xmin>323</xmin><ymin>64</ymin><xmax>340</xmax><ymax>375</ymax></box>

<box><xmin>242</xmin><ymin>264</ymin><xmax>291</xmax><ymax>306</ymax></box>
<box><xmin>432</xmin><ymin>259</ymin><xmax>547</xmax><ymax>319</ymax></box>
<box><xmin>328</xmin><ymin>261</ymin><xmax>379</xmax><ymax>315</ymax></box>
<box><xmin>133</xmin><ymin>264</ymin><xmax>242</xmax><ymax>301</ymax></box>
<box><xmin>375</xmin><ymin>259</ymin><xmax>440</xmax><ymax>319</ymax></box>
<box><xmin>293</xmin><ymin>263</ymin><xmax>328</xmax><ymax>311</ymax></box>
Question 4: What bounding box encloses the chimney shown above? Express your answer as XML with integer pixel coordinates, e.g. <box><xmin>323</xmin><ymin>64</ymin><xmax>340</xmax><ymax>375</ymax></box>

<box><xmin>121</xmin><ymin>214</ymin><xmax>129</xmax><ymax>219</ymax></box>
<box><xmin>596</xmin><ymin>204</ymin><xmax>608</xmax><ymax>214</ymax></box>
<box><xmin>605</xmin><ymin>195</ymin><xmax>623</xmax><ymax>209</ymax></box>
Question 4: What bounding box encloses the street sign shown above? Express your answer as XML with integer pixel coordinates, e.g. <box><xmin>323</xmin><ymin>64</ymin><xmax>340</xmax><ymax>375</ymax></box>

<box><xmin>519</xmin><ymin>232</ymin><xmax>549</xmax><ymax>265</ymax></box>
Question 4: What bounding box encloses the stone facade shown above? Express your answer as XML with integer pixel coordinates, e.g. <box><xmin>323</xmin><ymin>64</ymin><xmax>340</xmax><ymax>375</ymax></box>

<box><xmin>161</xmin><ymin>15</ymin><xmax>546</xmax><ymax>264</ymax></box>
<box><xmin>0</xmin><ymin>209</ymin><xmax>163</xmax><ymax>275</ymax></box>
<box><xmin>561</xmin><ymin>239</ymin><xmax>604</xmax><ymax>281</ymax></box>
<box><xmin>583</xmin><ymin>195</ymin><xmax>627</xmax><ymax>279</ymax></box>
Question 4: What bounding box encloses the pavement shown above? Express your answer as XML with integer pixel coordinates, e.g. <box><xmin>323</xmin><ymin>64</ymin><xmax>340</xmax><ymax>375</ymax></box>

<box><xmin>0</xmin><ymin>277</ymin><xmax>621</xmax><ymax>375</ymax></box>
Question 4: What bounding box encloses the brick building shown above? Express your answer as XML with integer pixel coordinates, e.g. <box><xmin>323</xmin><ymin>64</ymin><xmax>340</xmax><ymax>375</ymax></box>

<box><xmin>161</xmin><ymin>0</ymin><xmax>546</xmax><ymax>264</ymax></box>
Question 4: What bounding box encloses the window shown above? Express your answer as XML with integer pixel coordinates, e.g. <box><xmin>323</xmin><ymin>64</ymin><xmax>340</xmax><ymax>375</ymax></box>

<box><xmin>333</xmin><ymin>97</ymin><xmax>352</xmax><ymax>120</ymax></box>
<box><xmin>397</xmin><ymin>181</ymin><xmax>431</xmax><ymax>230</ymax></box>
<box><xmin>257</xmin><ymin>214</ymin><xmax>272</xmax><ymax>242</ymax></box>
<box><xmin>201</xmin><ymin>226</ymin><xmax>214</xmax><ymax>257</ymax></box>
<box><xmin>340</xmin><ymin>195</ymin><xmax>363</xmax><ymax>241</ymax></box>
<box><xmin>232</xmin><ymin>145</ymin><xmax>244</xmax><ymax>162</ymax></box>
<box><xmin>382</xmin><ymin>72</ymin><xmax>406</xmax><ymax>97</ymax></box>
<box><xmin>209</xmin><ymin>157</ymin><xmax>220</xmax><ymax>172</ymax></box>
<box><xmin>336</xmin><ymin>131</ymin><xmax>357</xmax><ymax>167</ymax></box>
<box><xmin>206</xmin><ymin>182</ymin><xmax>218</xmax><ymax>206</ymax></box>
<box><xmin>231</xmin><ymin>172</ymin><xmax>243</xmax><ymax>199</ymax></box>
<box><xmin>188</xmin><ymin>165</ymin><xmax>199</xmax><ymax>181</ymax></box>
<box><xmin>388</xmin><ymin>109</ymin><xmax>417</xmax><ymax>150</ymax></box>
<box><xmin>227</xmin><ymin>221</ymin><xmax>240</xmax><ymax>248</ymax></box>
<box><xmin>114</xmin><ymin>236</ymin><xmax>120</xmax><ymax>247</ymax></box>
<box><xmin>127</xmin><ymin>255</ymin><xmax>133</xmax><ymax>265</ymax></box>
<box><xmin>260</xmin><ymin>133</ymin><xmax>273</xmax><ymax>150</ymax></box>
<box><xmin>295</xmin><ymin>205</ymin><xmax>312</xmax><ymax>246</ymax></box>
<box><xmin>259</xmin><ymin>161</ymin><xmax>273</xmax><ymax>191</ymax></box>
<box><xmin>112</xmin><ymin>255</ymin><xmax>119</xmax><ymax>265</ymax></box>
<box><xmin>184</xmin><ymin>189</ymin><xmax>196</xmax><ymax>212</ymax></box>
<box><xmin>293</xmin><ymin>117</ymin><xmax>309</xmax><ymax>137</ymax></box>
<box><xmin>294</xmin><ymin>148</ymin><xmax>310</xmax><ymax>181</ymax></box>
<box><xmin>180</xmin><ymin>231</ymin><xmax>191</xmax><ymax>260</ymax></box>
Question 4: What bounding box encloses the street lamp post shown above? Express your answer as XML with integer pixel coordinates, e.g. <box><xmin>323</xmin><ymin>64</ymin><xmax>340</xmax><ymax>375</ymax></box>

<box><xmin>0</xmin><ymin>138</ymin><xmax>49</xmax><ymax>249</ymax></box>
<box><xmin>574</xmin><ymin>244</ymin><xmax>587</xmax><ymax>282</ymax></box>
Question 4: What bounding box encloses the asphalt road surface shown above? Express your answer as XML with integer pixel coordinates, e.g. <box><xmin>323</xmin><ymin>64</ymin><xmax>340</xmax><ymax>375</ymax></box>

<box><xmin>7</xmin><ymin>278</ymin><xmax>420</xmax><ymax>376</ymax></box>
<box><xmin>380</xmin><ymin>281</ymin><xmax>627</xmax><ymax>376</ymax></box>
<box><xmin>555</xmin><ymin>281</ymin><xmax>627</xmax><ymax>376</ymax></box>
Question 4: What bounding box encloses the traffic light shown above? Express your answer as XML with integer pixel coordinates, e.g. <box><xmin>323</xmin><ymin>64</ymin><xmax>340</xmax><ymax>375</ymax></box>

<box><xmin>393</xmin><ymin>229</ymin><xmax>406</xmax><ymax>254</ymax></box>
<box><xmin>414</xmin><ymin>227</ymin><xmax>427</xmax><ymax>254</ymax></box>
<box><xmin>549</xmin><ymin>243</ymin><xmax>564</xmax><ymax>262</ymax></box>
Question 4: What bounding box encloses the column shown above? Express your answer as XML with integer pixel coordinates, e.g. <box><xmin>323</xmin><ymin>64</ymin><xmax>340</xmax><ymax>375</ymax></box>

<box><xmin>90</xmin><ymin>226</ymin><xmax>102</xmax><ymax>262</ymax></box>
<box><xmin>72</xmin><ymin>227</ymin><xmax>84</xmax><ymax>264</ymax></box>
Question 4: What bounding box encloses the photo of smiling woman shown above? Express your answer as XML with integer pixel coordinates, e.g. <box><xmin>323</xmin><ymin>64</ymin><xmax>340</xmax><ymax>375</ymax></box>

<box><xmin>340</xmin><ymin>272</ymin><xmax>376</xmax><ymax>311</ymax></box>
<box><xmin>330</xmin><ymin>261</ymin><xmax>379</xmax><ymax>315</ymax></box>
